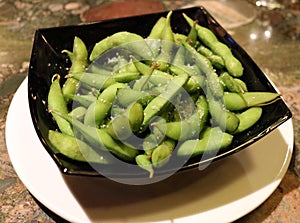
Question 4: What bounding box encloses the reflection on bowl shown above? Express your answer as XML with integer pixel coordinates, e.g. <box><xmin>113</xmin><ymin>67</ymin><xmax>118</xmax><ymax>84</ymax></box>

<box><xmin>27</xmin><ymin>7</ymin><xmax>292</xmax><ymax>184</ymax></box>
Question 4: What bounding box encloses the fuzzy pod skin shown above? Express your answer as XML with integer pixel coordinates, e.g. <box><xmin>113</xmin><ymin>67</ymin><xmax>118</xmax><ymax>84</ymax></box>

<box><xmin>107</xmin><ymin>102</ymin><xmax>144</xmax><ymax>141</ymax></box>
<box><xmin>84</xmin><ymin>83</ymin><xmax>127</xmax><ymax>127</ymax></box>
<box><xmin>89</xmin><ymin>31</ymin><xmax>153</xmax><ymax>62</ymax></box>
<box><xmin>48</xmin><ymin>130</ymin><xmax>111</xmax><ymax>164</ymax></box>
<box><xmin>183</xmin><ymin>13</ymin><xmax>243</xmax><ymax>77</ymax></box>
<box><xmin>147</xmin><ymin>16</ymin><xmax>166</xmax><ymax>39</ymax></box>
<box><xmin>52</xmin><ymin>111</ymin><xmax>138</xmax><ymax>162</ymax></box>
<box><xmin>234</xmin><ymin>107</ymin><xmax>263</xmax><ymax>133</ymax></box>
<box><xmin>141</xmin><ymin>73</ymin><xmax>189</xmax><ymax>129</ymax></box>
<box><xmin>223</xmin><ymin>92</ymin><xmax>280</xmax><ymax>111</ymax></box>
<box><xmin>135</xmin><ymin>154</ymin><xmax>154</xmax><ymax>178</ymax></box>
<box><xmin>62</xmin><ymin>37</ymin><xmax>89</xmax><ymax>99</ymax></box>
<box><xmin>177</xmin><ymin>127</ymin><xmax>233</xmax><ymax>157</ymax></box>
<box><xmin>48</xmin><ymin>75</ymin><xmax>74</xmax><ymax>136</ymax></box>
<box><xmin>151</xmin><ymin>139</ymin><xmax>175</xmax><ymax>168</ymax></box>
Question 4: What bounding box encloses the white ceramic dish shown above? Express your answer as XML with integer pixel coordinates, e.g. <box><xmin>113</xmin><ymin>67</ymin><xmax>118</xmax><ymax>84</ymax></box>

<box><xmin>6</xmin><ymin>78</ymin><xmax>294</xmax><ymax>223</ymax></box>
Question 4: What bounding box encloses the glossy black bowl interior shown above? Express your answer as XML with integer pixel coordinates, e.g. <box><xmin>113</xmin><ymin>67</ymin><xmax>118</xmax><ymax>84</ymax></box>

<box><xmin>28</xmin><ymin>7</ymin><xmax>292</xmax><ymax>178</ymax></box>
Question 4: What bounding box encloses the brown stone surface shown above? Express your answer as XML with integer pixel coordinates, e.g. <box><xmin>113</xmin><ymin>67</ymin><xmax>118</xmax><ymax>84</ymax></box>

<box><xmin>81</xmin><ymin>0</ymin><xmax>166</xmax><ymax>22</ymax></box>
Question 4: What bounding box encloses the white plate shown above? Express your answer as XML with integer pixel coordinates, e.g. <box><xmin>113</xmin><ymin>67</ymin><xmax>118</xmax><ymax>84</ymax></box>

<box><xmin>6</xmin><ymin>78</ymin><xmax>294</xmax><ymax>223</ymax></box>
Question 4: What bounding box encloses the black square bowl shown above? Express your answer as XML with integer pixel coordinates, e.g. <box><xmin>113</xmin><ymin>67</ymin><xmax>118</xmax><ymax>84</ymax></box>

<box><xmin>28</xmin><ymin>7</ymin><xmax>292</xmax><ymax>181</ymax></box>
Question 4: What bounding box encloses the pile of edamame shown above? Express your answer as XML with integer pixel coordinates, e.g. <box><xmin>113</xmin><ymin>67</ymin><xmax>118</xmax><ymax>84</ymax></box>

<box><xmin>47</xmin><ymin>11</ymin><xmax>280</xmax><ymax>178</ymax></box>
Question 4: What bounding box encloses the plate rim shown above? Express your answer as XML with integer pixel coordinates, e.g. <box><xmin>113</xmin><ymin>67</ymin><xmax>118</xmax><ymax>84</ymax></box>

<box><xmin>6</xmin><ymin>77</ymin><xmax>294</xmax><ymax>223</ymax></box>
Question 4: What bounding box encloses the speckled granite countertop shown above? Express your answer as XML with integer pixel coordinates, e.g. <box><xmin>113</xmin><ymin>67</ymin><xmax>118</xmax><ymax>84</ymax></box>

<box><xmin>0</xmin><ymin>0</ymin><xmax>299</xmax><ymax>222</ymax></box>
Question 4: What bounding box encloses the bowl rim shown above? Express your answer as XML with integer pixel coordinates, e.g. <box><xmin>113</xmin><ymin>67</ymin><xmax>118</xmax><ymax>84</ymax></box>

<box><xmin>27</xmin><ymin>6</ymin><xmax>293</xmax><ymax>179</ymax></box>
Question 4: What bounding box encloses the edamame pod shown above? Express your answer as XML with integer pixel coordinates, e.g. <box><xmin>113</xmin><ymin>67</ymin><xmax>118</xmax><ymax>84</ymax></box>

<box><xmin>157</xmin><ymin>115</ymin><xmax>200</xmax><ymax>140</ymax></box>
<box><xmin>207</xmin><ymin>93</ymin><xmax>240</xmax><ymax>133</ymax></box>
<box><xmin>107</xmin><ymin>102</ymin><xmax>144</xmax><ymax>140</ymax></box>
<box><xmin>112</xmin><ymin>72</ymin><xmax>140</xmax><ymax>83</ymax></box>
<box><xmin>223</xmin><ymin>92</ymin><xmax>280</xmax><ymax>111</ymax></box>
<box><xmin>156</xmin><ymin>11</ymin><xmax>174</xmax><ymax>71</ymax></box>
<box><xmin>107</xmin><ymin>115</ymin><xmax>132</xmax><ymax>140</ymax></box>
<box><xmin>177</xmin><ymin>127</ymin><xmax>233</xmax><ymax>157</ymax></box>
<box><xmin>219</xmin><ymin>72</ymin><xmax>246</xmax><ymax>93</ymax></box>
<box><xmin>48</xmin><ymin>74</ymin><xmax>74</xmax><ymax>136</ymax></box>
<box><xmin>234</xmin><ymin>107</ymin><xmax>262</xmax><ymax>133</ymax></box>
<box><xmin>151</xmin><ymin>139</ymin><xmax>175</xmax><ymax>168</ymax></box>
<box><xmin>67</xmin><ymin>72</ymin><xmax>115</xmax><ymax>90</ymax></box>
<box><xmin>173</xmin><ymin>33</ymin><xmax>188</xmax><ymax>44</ymax></box>
<box><xmin>186</xmin><ymin>19</ymin><xmax>198</xmax><ymax>47</ymax></box>
<box><xmin>64</xmin><ymin>93</ymin><xmax>96</xmax><ymax>107</ymax></box>
<box><xmin>68</xmin><ymin>106</ymin><xmax>86</xmax><ymax>121</ymax></box>
<box><xmin>84</xmin><ymin>83</ymin><xmax>127</xmax><ymax>126</ymax></box>
<box><xmin>156</xmin><ymin>95</ymin><xmax>208</xmax><ymax>140</ymax></box>
<box><xmin>127</xmin><ymin>102</ymin><xmax>144</xmax><ymax>132</ymax></box>
<box><xmin>116</xmin><ymin>88</ymin><xmax>153</xmax><ymax>107</ymax></box>
<box><xmin>183</xmin><ymin>13</ymin><xmax>243</xmax><ymax>77</ymax></box>
<box><xmin>98</xmin><ymin>128</ymin><xmax>138</xmax><ymax>161</ymax></box>
<box><xmin>210</xmin><ymin>42</ymin><xmax>243</xmax><ymax>77</ymax></box>
<box><xmin>62</xmin><ymin>37</ymin><xmax>89</xmax><ymax>99</ymax></box>
<box><xmin>90</xmin><ymin>31</ymin><xmax>152</xmax><ymax>62</ymax></box>
<box><xmin>52</xmin><ymin>111</ymin><xmax>138</xmax><ymax>161</ymax></box>
<box><xmin>197</xmin><ymin>45</ymin><xmax>224</xmax><ymax>69</ymax></box>
<box><xmin>142</xmin><ymin>73</ymin><xmax>189</xmax><ymax>129</ymax></box>
<box><xmin>135</xmin><ymin>154</ymin><xmax>154</xmax><ymax>178</ymax></box>
<box><xmin>48</xmin><ymin>130</ymin><xmax>111</xmax><ymax>163</ymax></box>
<box><xmin>169</xmin><ymin>65</ymin><xmax>204</xmax><ymax>93</ymax></box>
<box><xmin>147</xmin><ymin>16</ymin><xmax>166</xmax><ymax>39</ymax></box>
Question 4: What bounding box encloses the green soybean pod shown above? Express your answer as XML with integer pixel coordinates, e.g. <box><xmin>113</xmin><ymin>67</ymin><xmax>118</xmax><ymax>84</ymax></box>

<box><xmin>48</xmin><ymin>74</ymin><xmax>74</xmax><ymax>136</ymax></box>
<box><xmin>170</xmin><ymin>65</ymin><xmax>204</xmax><ymax>93</ymax></box>
<box><xmin>112</xmin><ymin>72</ymin><xmax>141</xmax><ymax>83</ymax></box>
<box><xmin>98</xmin><ymin>128</ymin><xmax>138</xmax><ymax>162</ymax></box>
<box><xmin>143</xmin><ymin>134</ymin><xmax>159</xmax><ymax>156</ymax></box>
<box><xmin>90</xmin><ymin>31</ymin><xmax>152</xmax><ymax>62</ymax></box>
<box><xmin>177</xmin><ymin>127</ymin><xmax>233</xmax><ymax>157</ymax></box>
<box><xmin>116</xmin><ymin>88</ymin><xmax>152</xmax><ymax>107</ymax></box>
<box><xmin>68</xmin><ymin>72</ymin><xmax>116</xmax><ymax>90</ymax></box>
<box><xmin>68</xmin><ymin>106</ymin><xmax>87</xmax><ymax>121</ymax></box>
<box><xmin>151</xmin><ymin>139</ymin><xmax>175</xmax><ymax>168</ymax></box>
<box><xmin>207</xmin><ymin>93</ymin><xmax>240</xmax><ymax>133</ymax></box>
<box><xmin>219</xmin><ymin>72</ymin><xmax>246</xmax><ymax>93</ymax></box>
<box><xmin>127</xmin><ymin>102</ymin><xmax>144</xmax><ymax>132</ymax></box>
<box><xmin>182</xmin><ymin>41</ymin><xmax>213</xmax><ymax>75</ymax></box>
<box><xmin>210</xmin><ymin>42</ymin><xmax>243</xmax><ymax>77</ymax></box>
<box><xmin>107</xmin><ymin>115</ymin><xmax>132</xmax><ymax>140</ymax></box>
<box><xmin>62</xmin><ymin>37</ymin><xmax>89</xmax><ymax>99</ymax></box>
<box><xmin>196</xmin><ymin>95</ymin><xmax>209</xmax><ymax>131</ymax></box>
<box><xmin>234</xmin><ymin>78</ymin><xmax>248</xmax><ymax>92</ymax></box>
<box><xmin>156</xmin><ymin>11</ymin><xmax>174</xmax><ymax>71</ymax></box>
<box><xmin>157</xmin><ymin>114</ymin><xmax>200</xmax><ymax>141</ymax></box>
<box><xmin>52</xmin><ymin>111</ymin><xmax>138</xmax><ymax>161</ymax></box>
<box><xmin>172</xmin><ymin>44</ymin><xmax>186</xmax><ymax>66</ymax></box>
<box><xmin>183</xmin><ymin>13</ymin><xmax>243</xmax><ymax>77</ymax></box>
<box><xmin>135</xmin><ymin>154</ymin><xmax>154</xmax><ymax>178</ymax></box>
<box><xmin>234</xmin><ymin>107</ymin><xmax>263</xmax><ymax>133</ymax></box>
<box><xmin>48</xmin><ymin>130</ymin><xmax>111</xmax><ymax>164</ymax></box>
<box><xmin>84</xmin><ymin>83</ymin><xmax>127</xmax><ymax>126</ymax></box>
<box><xmin>173</xmin><ymin>33</ymin><xmax>188</xmax><ymax>44</ymax></box>
<box><xmin>186</xmin><ymin>19</ymin><xmax>198</xmax><ymax>47</ymax></box>
<box><xmin>107</xmin><ymin>102</ymin><xmax>144</xmax><ymax>140</ymax></box>
<box><xmin>64</xmin><ymin>93</ymin><xmax>96</xmax><ymax>107</ymax></box>
<box><xmin>62</xmin><ymin>78</ymin><xmax>80</xmax><ymax>102</ymax></box>
<box><xmin>141</xmin><ymin>73</ymin><xmax>188</xmax><ymax>129</ymax></box>
<box><xmin>223</xmin><ymin>92</ymin><xmax>280</xmax><ymax>111</ymax></box>
<box><xmin>147</xmin><ymin>16</ymin><xmax>166</xmax><ymax>39</ymax></box>
<box><xmin>159</xmin><ymin>95</ymin><xmax>208</xmax><ymax>140</ymax></box>
<box><xmin>197</xmin><ymin>45</ymin><xmax>224</xmax><ymax>69</ymax></box>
